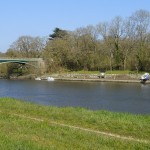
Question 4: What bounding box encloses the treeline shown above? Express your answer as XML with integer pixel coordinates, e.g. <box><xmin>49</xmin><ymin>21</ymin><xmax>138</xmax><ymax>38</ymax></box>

<box><xmin>3</xmin><ymin>9</ymin><xmax>150</xmax><ymax>75</ymax></box>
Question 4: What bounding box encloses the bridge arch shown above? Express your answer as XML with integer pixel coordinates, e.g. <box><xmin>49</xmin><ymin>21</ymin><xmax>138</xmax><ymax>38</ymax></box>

<box><xmin>0</xmin><ymin>60</ymin><xmax>38</xmax><ymax>68</ymax></box>
<box><xmin>0</xmin><ymin>58</ymin><xmax>46</xmax><ymax>73</ymax></box>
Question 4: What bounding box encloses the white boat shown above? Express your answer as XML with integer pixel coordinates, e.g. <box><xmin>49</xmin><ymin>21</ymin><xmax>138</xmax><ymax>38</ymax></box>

<box><xmin>35</xmin><ymin>77</ymin><xmax>41</xmax><ymax>80</ymax></box>
<box><xmin>140</xmin><ymin>73</ymin><xmax>149</xmax><ymax>83</ymax></box>
<box><xmin>47</xmin><ymin>77</ymin><xmax>55</xmax><ymax>81</ymax></box>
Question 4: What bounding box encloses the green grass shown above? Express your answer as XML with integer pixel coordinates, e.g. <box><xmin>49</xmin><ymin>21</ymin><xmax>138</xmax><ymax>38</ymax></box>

<box><xmin>64</xmin><ymin>70</ymin><xmax>148</xmax><ymax>75</ymax></box>
<box><xmin>106</xmin><ymin>70</ymin><xmax>131</xmax><ymax>74</ymax></box>
<box><xmin>66</xmin><ymin>70</ymin><xmax>131</xmax><ymax>74</ymax></box>
<box><xmin>106</xmin><ymin>70</ymin><xmax>150</xmax><ymax>75</ymax></box>
<box><xmin>67</xmin><ymin>70</ymin><xmax>99</xmax><ymax>74</ymax></box>
<box><xmin>0</xmin><ymin>98</ymin><xmax>150</xmax><ymax>149</ymax></box>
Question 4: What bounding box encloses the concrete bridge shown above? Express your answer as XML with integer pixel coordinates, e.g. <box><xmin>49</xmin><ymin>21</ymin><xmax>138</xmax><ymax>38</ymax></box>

<box><xmin>0</xmin><ymin>58</ymin><xmax>46</xmax><ymax>73</ymax></box>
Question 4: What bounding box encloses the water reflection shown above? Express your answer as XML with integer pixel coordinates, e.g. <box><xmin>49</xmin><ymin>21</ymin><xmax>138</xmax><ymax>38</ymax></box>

<box><xmin>0</xmin><ymin>79</ymin><xmax>150</xmax><ymax>114</ymax></box>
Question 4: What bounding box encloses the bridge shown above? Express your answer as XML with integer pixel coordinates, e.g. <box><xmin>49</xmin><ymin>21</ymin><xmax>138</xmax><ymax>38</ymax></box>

<box><xmin>0</xmin><ymin>58</ymin><xmax>46</xmax><ymax>73</ymax></box>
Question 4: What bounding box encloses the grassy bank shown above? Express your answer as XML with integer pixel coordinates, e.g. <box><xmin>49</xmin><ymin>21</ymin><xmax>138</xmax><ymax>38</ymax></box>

<box><xmin>0</xmin><ymin>98</ymin><xmax>150</xmax><ymax>149</ymax></box>
<box><xmin>60</xmin><ymin>70</ymin><xmax>148</xmax><ymax>75</ymax></box>
<box><xmin>66</xmin><ymin>70</ymin><xmax>134</xmax><ymax>74</ymax></box>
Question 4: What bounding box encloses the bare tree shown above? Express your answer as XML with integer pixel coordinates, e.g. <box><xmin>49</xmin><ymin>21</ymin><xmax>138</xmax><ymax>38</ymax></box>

<box><xmin>10</xmin><ymin>36</ymin><xmax>45</xmax><ymax>58</ymax></box>
<box><xmin>108</xmin><ymin>16</ymin><xmax>126</xmax><ymax>69</ymax></box>
<box><xmin>130</xmin><ymin>9</ymin><xmax>150</xmax><ymax>71</ymax></box>
<box><xmin>97</xmin><ymin>22</ymin><xmax>115</xmax><ymax>70</ymax></box>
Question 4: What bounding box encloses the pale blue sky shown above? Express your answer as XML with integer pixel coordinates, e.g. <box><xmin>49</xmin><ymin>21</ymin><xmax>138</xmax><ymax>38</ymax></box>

<box><xmin>0</xmin><ymin>0</ymin><xmax>150</xmax><ymax>52</ymax></box>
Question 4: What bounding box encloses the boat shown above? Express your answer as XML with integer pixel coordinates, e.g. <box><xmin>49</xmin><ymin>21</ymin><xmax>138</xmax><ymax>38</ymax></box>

<box><xmin>140</xmin><ymin>73</ymin><xmax>149</xmax><ymax>83</ymax></box>
<box><xmin>47</xmin><ymin>77</ymin><xmax>55</xmax><ymax>81</ymax></box>
<box><xmin>35</xmin><ymin>77</ymin><xmax>41</xmax><ymax>80</ymax></box>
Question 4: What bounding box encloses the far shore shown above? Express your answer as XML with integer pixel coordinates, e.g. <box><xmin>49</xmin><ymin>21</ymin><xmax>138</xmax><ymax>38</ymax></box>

<box><xmin>5</xmin><ymin>73</ymin><xmax>150</xmax><ymax>84</ymax></box>
<box><xmin>39</xmin><ymin>73</ymin><xmax>150</xmax><ymax>84</ymax></box>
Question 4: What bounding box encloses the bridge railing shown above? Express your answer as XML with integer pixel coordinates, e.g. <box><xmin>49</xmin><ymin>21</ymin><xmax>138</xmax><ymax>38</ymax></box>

<box><xmin>0</xmin><ymin>58</ymin><xmax>43</xmax><ymax>62</ymax></box>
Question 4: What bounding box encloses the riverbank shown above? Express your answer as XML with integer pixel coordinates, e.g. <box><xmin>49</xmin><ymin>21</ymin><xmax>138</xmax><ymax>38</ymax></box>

<box><xmin>6</xmin><ymin>72</ymin><xmax>150</xmax><ymax>84</ymax></box>
<box><xmin>40</xmin><ymin>73</ymin><xmax>150</xmax><ymax>84</ymax></box>
<box><xmin>0</xmin><ymin>98</ymin><xmax>150</xmax><ymax>149</ymax></box>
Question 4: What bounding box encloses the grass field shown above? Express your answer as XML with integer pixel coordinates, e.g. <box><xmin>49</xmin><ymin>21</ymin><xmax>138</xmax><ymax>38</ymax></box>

<box><xmin>64</xmin><ymin>70</ymin><xmax>148</xmax><ymax>75</ymax></box>
<box><xmin>0</xmin><ymin>98</ymin><xmax>150</xmax><ymax>149</ymax></box>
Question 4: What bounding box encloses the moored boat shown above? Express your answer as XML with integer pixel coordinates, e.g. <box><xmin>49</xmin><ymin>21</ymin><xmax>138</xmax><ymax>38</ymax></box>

<box><xmin>140</xmin><ymin>73</ymin><xmax>149</xmax><ymax>83</ymax></box>
<box><xmin>35</xmin><ymin>77</ymin><xmax>41</xmax><ymax>80</ymax></box>
<box><xmin>47</xmin><ymin>77</ymin><xmax>55</xmax><ymax>81</ymax></box>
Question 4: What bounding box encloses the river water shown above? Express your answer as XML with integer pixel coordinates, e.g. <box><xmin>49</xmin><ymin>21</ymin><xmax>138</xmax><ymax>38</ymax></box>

<box><xmin>0</xmin><ymin>79</ymin><xmax>150</xmax><ymax>114</ymax></box>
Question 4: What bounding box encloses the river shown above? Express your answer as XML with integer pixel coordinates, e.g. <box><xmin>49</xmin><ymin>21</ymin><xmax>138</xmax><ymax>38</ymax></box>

<box><xmin>0</xmin><ymin>79</ymin><xmax>150</xmax><ymax>114</ymax></box>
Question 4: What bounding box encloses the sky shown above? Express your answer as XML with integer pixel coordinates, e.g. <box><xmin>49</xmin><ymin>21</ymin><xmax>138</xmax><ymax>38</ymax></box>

<box><xmin>0</xmin><ymin>0</ymin><xmax>150</xmax><ymax>52</ymax></box>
